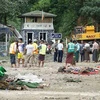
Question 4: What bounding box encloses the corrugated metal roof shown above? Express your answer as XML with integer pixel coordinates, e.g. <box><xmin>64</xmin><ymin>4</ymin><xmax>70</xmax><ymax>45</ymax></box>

<box><xmin>20</xmin><ymin>10</ymin><xmax>57</xmax><ymax>18</ymax></box>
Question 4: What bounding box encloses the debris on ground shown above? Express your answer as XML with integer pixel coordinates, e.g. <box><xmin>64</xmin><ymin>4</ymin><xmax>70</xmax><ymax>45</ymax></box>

<box><xmin>0</xmin><ymin>66</ymin><xmax>6</xmax><ymax>77</ymax></box>
<box><xmin>0</xmin><ymin>67</ymin><xmax>49</xmax><ymax>90</ymax></box>
<box><xmin>65</xmin><ymin>77</ymin><xmax>82</xmax><ymax>83</ymax></box>
<box><xmin>58</xmin><ymin>66</ymin><xmax>99</xmax><ymax>75</ymax></box>
<box><xmin>15</xmin><ymin>73</ymin><xmax>49</xmax><ymax>88</ymax></box>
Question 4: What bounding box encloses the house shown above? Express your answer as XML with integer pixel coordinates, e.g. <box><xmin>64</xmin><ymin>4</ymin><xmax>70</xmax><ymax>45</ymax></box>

<box><xmin>19</xmin><ymin>10</ymin><xmax>56</xmax><ymax>43</ymax></box>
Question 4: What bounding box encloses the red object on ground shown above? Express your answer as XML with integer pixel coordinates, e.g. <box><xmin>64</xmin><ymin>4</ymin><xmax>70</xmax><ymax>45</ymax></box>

<box><xmin>87</xmin><ymin>70</ymin><xmax>99</xmax><ymax>75</ymax></box>
<box><xmin>72</xmin><ymin>70</ymin><xmax>99</xmax><ymax>75</ymax></box>
<box><xmin>72</xmin><ymin>71</ymin><xmax>79</xmax><ymax>74</ymax></box>
<box><xmin>97</xmin><ymin>66</ymin><xmax>100</xmax><ymax>68</ymax></box>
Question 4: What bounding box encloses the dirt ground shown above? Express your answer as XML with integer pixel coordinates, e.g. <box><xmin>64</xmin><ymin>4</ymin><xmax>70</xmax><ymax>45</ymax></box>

<box><xmin>0</xmin><ymin>54</ymin><xmax>100</xmax><ymax>100</ymax></box>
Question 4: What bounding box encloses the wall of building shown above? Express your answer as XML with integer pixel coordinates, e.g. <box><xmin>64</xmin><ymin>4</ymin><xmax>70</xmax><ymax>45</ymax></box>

<box><xmin>37</xmin><ymin>18</ymin><xmax>52</xmax><ymax>23</ymax></box>
<box><xmin>26</xmin><ymin>17</ymin><xmax>52</xmax><ymax>23</ymax></box>
<box><xmin>21</xmin><ymin>29</ymin><xmax>54</xmax><ymax>43</ymax></box>
<box><xmin>21</xmin><ymin>16</ymin><xmax>54</xmax><ymax>43</ymax></box>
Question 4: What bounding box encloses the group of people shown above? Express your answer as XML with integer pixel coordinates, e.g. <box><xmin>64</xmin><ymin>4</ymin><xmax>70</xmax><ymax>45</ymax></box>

<box><xmin>52</xmin><ymin>39</ymin><xmax>100</xmax><ymax>66</ymax></box>
<box><xmin>66</xmin><ymin>39</ymin><xmax>100</xmax><ymax>67</ymax></box>
<box><xmin>9</xmin><ymin>38</ymin><xmax>47</xmax><ymax>68</ymax></box>
<box><xmin>9</xmin><ymin>38</ymin><xmax>100</xmax><ymax>68</ymax></box>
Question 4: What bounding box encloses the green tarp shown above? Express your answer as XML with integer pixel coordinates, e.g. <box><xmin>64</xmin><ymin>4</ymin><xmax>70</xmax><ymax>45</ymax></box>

<box><xmin>0</xmin><ymin>66</ymin><xmax>6</xmax><ymax>77</ymax></box>
<box><xmin>17</xmin><ymin>81</ymin><xmax>39</xmax><ymax>88</ymax></box>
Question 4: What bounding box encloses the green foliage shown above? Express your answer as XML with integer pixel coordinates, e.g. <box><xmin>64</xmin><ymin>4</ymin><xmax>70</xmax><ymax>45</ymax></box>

<box><xmin>59</xmin><ymin>11</ymin><xmax>77</xmax><ymax>37</ymax></box>
<box><xmin>80</xmin><ymin>0</ymin><xmax>100</xmax><ymax>22</ymax></box>
<box><xmin>31</xmin><ymin>0</ymin><xmax>51</xmax><ymax>11</ymax></box>
<box><xmin>0</xmin><ymin>0</ymin><xmax>100</xmax><ymax>38</ymax></box>
<box><xmin>0</xmin><ymin>0</ymin><xmax>36</xmax><ymax>29</ymax></box>
<box><xmin>9</xmin><ymin>36</ymin><xmax>16</xmax><ymax>44</ymax></box>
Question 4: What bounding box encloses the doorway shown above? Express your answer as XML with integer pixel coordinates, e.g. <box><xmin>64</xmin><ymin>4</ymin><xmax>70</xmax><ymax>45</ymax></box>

<box><xmin>27</xmin><ymin>33</ymin><xmax>34</xmax><ymax>44</ymax></box>
<box><xmin>39</xmin><ymin>32</ymin><xmax>47</xmax><ymax>41</ymax></box>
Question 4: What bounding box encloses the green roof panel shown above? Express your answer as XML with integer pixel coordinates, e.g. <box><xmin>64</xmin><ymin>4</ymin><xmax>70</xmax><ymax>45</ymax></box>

<box><xmin>20</xmin><ymin>10</ymin><xmax>56</xmax><ymax>18</ymax></box>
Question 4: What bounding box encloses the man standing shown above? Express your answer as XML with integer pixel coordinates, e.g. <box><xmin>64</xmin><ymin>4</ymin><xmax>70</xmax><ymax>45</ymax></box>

<box><xmin>9</xmin><ymin>40</ymin><xmax>18</xmax><ymax>68</ymax></box>
<box><xmin>66</xmin><ymin>39</ymin><xmax>75</xmax><ymax>67</ymax></box>
<box><xmin>84</xmin><ymin>42</ymin><xmax>90</xmax><ymax>62</ymax></box>
<box><xmin>92</xmin><ymin>40</ymin><xmax>99</xmax><ymax>62</ymax></box>
<box><xmin>32</xmin><ymin>39</ymin><xmax>39</xmax><ymax>66</ymax></box>
<box><xmin>52</xmin><ymin>40</ymin><xmax>58</xmax><ymax>62</ymax></box>
<box><xmin>17</xmin><ymin>38</ymin><xmax>25</xmax><ymax>67</ymax></box>
<box><xmin>38</xmin><ymin>40</ymin><xmax>47</xmax><ymax>67</ymax></box>
<box><xmin>24</xmin><ymin>40</ymin><xmax>34</xmax><ymax>67</ymax></box>
<box><xmin>80</xmin><ymin>41</ymin><xmax>85</xmax><ymax>62</ymax></box>
<box><xmin>74</xmin><ymin>41</ymin><xmax>80</xmax><ymax>62</ymax></box>
<box><xmin>57</xmin><ymin>40</ymin><xmax>64</xmax><ymax>63</ymax></box>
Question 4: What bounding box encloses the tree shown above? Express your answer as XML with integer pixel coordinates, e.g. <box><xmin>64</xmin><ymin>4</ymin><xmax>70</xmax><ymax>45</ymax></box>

<box><xmin>0</xmin><ymin>0</ymin><xmax>37</xmax><ymax>30</ymax></box>
<box><xmin>1</xmin><ymin>0</ymin><xmax>100</xmax><ymax>37</ymax></box>
<box><xmin>0</xmin><ymin>0</ymin><xmax>13</xmax><ymax>24</ymax></box>
<box><xmin>80</xmin><ymin>0</ymin><xmax>100</xmax><ymax>30</ymax></box>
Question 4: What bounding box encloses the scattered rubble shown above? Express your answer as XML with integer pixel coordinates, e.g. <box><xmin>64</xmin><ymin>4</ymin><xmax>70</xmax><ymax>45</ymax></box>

<box><xmin>63</xmin><ymin>77</ymin><xmax>82</xmax><ymax>83</ymax></box>
<box><xmin>0</xmin><ymin>66</ymin><xmax>49</xmax><ymax>90</ymax></box>
<box><xmin>58</xmin><ymin>66</ymin><xmax>99</xmax><ymax>75</ymax></box>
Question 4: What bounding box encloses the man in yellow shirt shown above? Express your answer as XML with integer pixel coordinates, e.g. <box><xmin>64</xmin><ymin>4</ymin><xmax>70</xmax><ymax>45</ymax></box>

<box><xmin>9</xmin><ymin>40</ymin><xmax>18</xmax><ymax>68</ymax></box>
<box><xmin>38</xmin><ymin>40</ymin><xmax>47</xmax><ymax>67</ymax></box>
<box><xmin>32</xmin><ymin>39</ymin><xmax>38</xmax><ymax>66</ymax></box>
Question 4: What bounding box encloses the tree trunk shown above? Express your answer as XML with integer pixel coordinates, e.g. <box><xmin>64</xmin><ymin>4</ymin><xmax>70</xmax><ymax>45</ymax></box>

<box><xmin>95</xmin><ymin>21</ymin><xmax>98</xmax><ymax>32</ymax></box>
<box><xmin>93</xmin><ymin>19</ymin><xmax>98</xmax><ymax>32</ymax></box>
<box><xmin>0</xmin><ymin>15</ymin><xmax>3</xmax><ymax>24</ymax></box>
<box><xmin>4</xmin><ymin>13</ymin><xmax>7</xmax><ymax>25</ymax></box>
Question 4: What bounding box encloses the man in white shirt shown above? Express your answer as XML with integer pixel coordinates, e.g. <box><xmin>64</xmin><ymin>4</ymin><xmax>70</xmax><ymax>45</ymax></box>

<box><xmin>84</xmin><ymin>42</ymin><xmax>90</xmax><ymax>62</ymax></box>
<box><xmin>84</xmin><ymin>43</ymin><xmax>90</xmax><ymax>48</ymax></box>
<box><xmin>24</xmin><ymin>40</ymin><xmax>34</xmax><ymax>67</ymax></box>
<box><xmin>92</xmin><ymin>40</ymin><xmax>99</xmax><ymax>62</ymax></box>
<box><xmin>57</xmin><ymin>40</ymin><xmax>64</xmax><ymax>62</ymax></box>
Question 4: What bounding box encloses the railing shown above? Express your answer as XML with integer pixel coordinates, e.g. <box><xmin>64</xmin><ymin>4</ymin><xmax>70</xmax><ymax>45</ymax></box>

<box><xmin>23</xmin><ymin>23</ymin><xmax>54</xmax><ymax>30</ymax></box>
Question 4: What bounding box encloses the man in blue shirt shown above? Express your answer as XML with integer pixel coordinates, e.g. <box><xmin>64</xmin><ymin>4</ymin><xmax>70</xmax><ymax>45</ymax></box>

<box><xmin>74</xmin><ymin>41</ymin><xmax>80</xmax><ymax>62</ymax></box>
<box><xmin>80</xmin><ymin>41</ymin><xmax>85</xmax><ymax>62</ymax></box>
